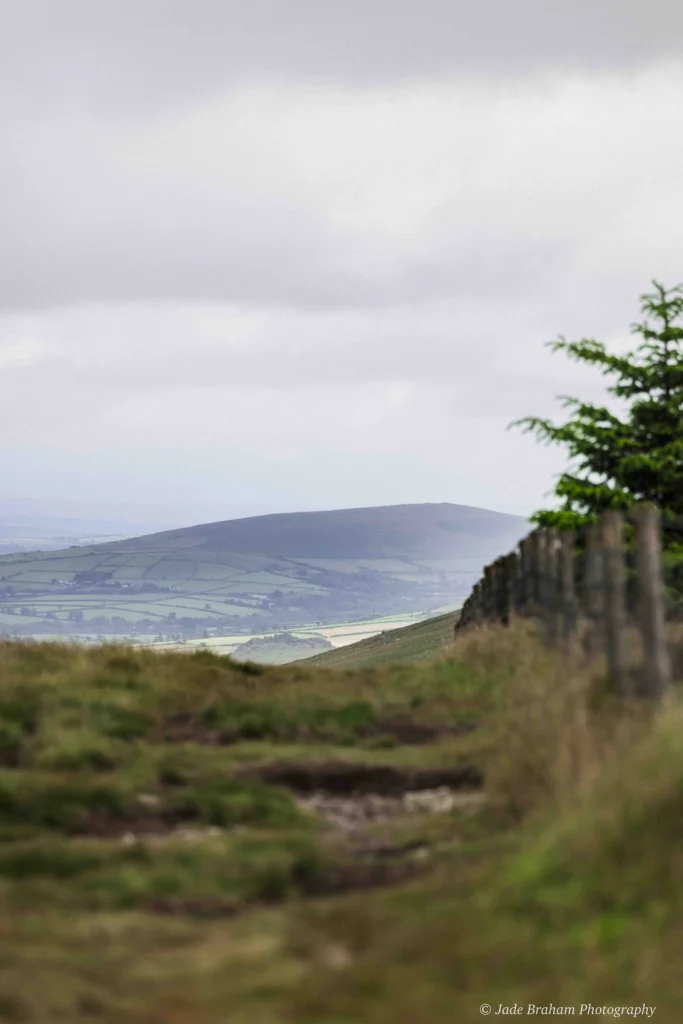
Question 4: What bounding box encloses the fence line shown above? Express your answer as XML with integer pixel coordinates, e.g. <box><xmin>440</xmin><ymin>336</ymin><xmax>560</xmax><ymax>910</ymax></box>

<box><xmin>455</xmin><ymin>503</ymin><xmax>683</xmax><ymax>700</ymax></box>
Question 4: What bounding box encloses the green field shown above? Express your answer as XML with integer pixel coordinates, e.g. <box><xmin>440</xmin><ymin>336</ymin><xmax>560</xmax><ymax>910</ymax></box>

<box><xmin>0</xmin><ymin>620</ymin><xmax>682</xmax><ymax>1020</ymax></box>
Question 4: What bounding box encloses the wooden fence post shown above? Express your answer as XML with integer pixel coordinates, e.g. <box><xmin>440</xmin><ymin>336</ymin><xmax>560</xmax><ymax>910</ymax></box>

<box><xmin>517</xmin><ymin>538</ymin><xmax>529</xmax><ymax>615</ymax></box>
<box><xmin>477</xmin><ymin>578</ymin><xmax>485</xmax><ymax>623</ymax></box>
<box><xmin>558</xmin><ymin>530</ymin><xmax>576</xmax><ymax>657</ymax></box>
<box><xmin>462</xmin><ymin>591</ymin><xmax>471</xmax><ymax>631</ymax></box>
<box><xmin>528</xmin><ymin>533</ymin><xmax>538</xmax><ymax>611</ymax></box>
<box><xmin>499</xmin><ymin>555</ymin><xmax>511</xmax><ymax>625</ymax></box>
<box><xmin>601</xmin><ymin>510</ymin><xmax>629</xmax><ymax>696</ymax></box>
<box><xmin>492</xmin><ymin>558</ymin><xmax>502</xmax><ymax>625</ymax></box>
<box><xmin>482</xmin><ymin>564</ymin><xmax>494</xmax><ymax>622</ymax></box>
<box><xmin>493</xmin><ymin>561</ymin><xmax>505</xmax><ymax>622</ymax></box>
<box><xmin>582</xmin><ymin>522</ymin><xmax>603</xmax><ymax>659</ymax></box>
<box><xmin>545</xmin><ymin>528</ymin><xmax>560</xmax><ymax>643</ymax></box>
<box><xmin>505</xmin><ymin>552</ymin><xmax>518</xmax><ymax>624</ymax></box>
<box><xmin>530</xmin><ymin>530</ymin><xmax>545</xmax><ymax>615</ymax></box>
<box><xmin>632</xmin><ymin>503</ymin><xmax>671</xmax><ymax>699</ymax></box>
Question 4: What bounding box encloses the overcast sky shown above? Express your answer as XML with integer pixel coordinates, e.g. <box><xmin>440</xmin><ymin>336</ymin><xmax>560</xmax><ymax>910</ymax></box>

<box><xmin>1</xmin><ymin>0</ymin><xmax>681</xmax><ymax>527</ymax></box>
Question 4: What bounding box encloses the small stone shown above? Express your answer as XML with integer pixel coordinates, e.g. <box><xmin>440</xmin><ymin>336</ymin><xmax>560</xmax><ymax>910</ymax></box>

<box><xmin>137</xmin><ymin>793</ymin><xmax>161</xmax><ymax>808</ymax></box>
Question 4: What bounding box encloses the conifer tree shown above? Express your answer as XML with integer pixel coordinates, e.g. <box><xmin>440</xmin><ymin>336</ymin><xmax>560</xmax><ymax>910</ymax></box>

<box><xmin>509</xmin><ymin>281</ymin><xmax>683</xmax><ymax>534</ymax></box>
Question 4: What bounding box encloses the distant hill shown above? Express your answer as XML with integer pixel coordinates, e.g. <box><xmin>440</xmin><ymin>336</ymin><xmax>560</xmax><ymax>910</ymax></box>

<box><xmin>0</xmin><ymin>503</ymin><xmax>528</xmax><ymax>639</ymax></box>
<box><xmin>231</xmin><ymin>632</ymin><xmax>334</xmax><ymax>665</ymax></box>
<box><xmin>303</xmin><ymin>611</ymin><xmax>459</xmax><ymax>669</ymax></box>
<box><xmin>107</xmin><ymin>502</ymin><xmax>527</xmax><ymax>560</ymax></box>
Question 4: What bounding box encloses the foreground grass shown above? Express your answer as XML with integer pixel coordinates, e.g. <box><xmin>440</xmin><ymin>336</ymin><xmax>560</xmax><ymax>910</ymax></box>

<box><xmin>1</xmin><ymin>624</ymin><xmax>682</xmax><ymax>1020</ymax></box>
<box><xmin>0</xmin><ymin>639</ymin><xmax>493</xmax><ymax>911</ymax></box>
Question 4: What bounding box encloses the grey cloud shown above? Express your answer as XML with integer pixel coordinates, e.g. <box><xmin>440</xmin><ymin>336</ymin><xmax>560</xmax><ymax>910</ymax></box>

<box><xmin>2</xmin><ymin>56</ymin><xmax>681</xmax><ymax>313</ymax></box>
<box><xmin>0</xmin><ymin>157</ymin><xmax>576</xmax><ymax>312</ymax></box>
<box><xmin>0</xmin><ymin>103</ymin><xmax>574</xmax><ymax>311</ymax></box>
<box><xmin>0</xmin><ymin>288</ymin><xmax>630</xmax><ymax>448</ymax></box>
<box><xmin>2</xmin><ymin>1</ymin><xmax>682</xmax><ymax>119</ymax></box>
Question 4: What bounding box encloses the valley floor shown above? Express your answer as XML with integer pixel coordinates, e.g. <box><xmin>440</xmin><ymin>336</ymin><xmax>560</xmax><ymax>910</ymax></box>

<box><xmin>145</xmin><ymin>610</ymin><xmax>431</xmax><ymax>658</ymax></box>
<box><xmin>5</xmin><ymin>609</ymin><xmax>447</xmax><ymax>659</ymax></box>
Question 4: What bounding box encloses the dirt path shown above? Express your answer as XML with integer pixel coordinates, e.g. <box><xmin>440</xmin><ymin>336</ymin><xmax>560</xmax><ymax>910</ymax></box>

<box><xmin>295</xmin><ymin>787</ymin><xmax>484</xmax><ymax>835</ymax></box>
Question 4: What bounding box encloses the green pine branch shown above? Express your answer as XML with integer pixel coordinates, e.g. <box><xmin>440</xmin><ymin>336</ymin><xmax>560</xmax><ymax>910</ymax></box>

<box><xmin>509</xmin><ymin>280</ymin><xmax>683</xmax><ymax>542</ymax></box>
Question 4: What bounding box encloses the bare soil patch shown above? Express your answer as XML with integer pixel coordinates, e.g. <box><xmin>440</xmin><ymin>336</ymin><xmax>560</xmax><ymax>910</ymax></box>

<box><xmin>156</xmin><ymin>713</ymin><xmax>476</xmax><ymax>747</ymax></box>
<box><xmin>239</xmin><ymin>761</ymin><xmax>483</xmax><ymax>796</ymax></box>
<box><xmin>363</xmin><ymin>716</ymin><xmax>475</xmax><ymax>744</ymax></box>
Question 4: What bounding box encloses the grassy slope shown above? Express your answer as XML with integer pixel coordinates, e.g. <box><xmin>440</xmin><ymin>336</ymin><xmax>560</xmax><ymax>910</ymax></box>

<box><xmin>2</xmin><ymin>622</ymin><xmax>682</xmax><ymax>1020</ymax></box>
<box><xmin>304</xmin><ymin>611</ymin><xmax>459</xmax><ymax>669</ymax></box>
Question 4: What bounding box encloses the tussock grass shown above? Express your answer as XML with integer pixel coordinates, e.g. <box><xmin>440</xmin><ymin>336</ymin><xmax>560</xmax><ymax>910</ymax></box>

<box><xmin>0</xmin><ymin>638</ymin><xmax>493</xmax><ymax>771</ymax></box>
<box><xmin>455</xmin><ymin>619</ymin><xmax>654</xmax><ymax>822</ymax></box>
<box><xmin>464</xmin><ymin>618</ymin><xmax>683</xmax><ymax>826</ymax></box>
<box><xmin>500</xmin><ymin>703</ymin><xmax>683</xmax><ymax>921</ymax></box>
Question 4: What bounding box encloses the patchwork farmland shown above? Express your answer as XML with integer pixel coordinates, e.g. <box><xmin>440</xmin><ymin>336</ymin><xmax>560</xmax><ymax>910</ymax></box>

<box><xmin>0</xmin><ymin>503</ymin><xmax>528</xmax><ymax>647</ymax></box>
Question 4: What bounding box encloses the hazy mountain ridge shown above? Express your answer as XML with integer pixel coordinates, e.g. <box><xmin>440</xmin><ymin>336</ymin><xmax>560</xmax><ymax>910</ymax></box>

<box><xmin>102</xmin><ymin>502</ymin><xmax>526</xmax><ymax>559</ymax></box>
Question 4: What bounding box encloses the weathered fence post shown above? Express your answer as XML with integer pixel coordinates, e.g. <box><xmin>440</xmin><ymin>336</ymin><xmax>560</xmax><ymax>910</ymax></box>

<box><xmin>529</xmin><ymin>531</ymin><xmax>542</xmax><ymax>613</ymax></box>
<box><xmin>582</xmin><ymin>522</ymin><xmax>603</xmax><ymax>659</ymax></box>
<box><xmin>477</xmin><ymin>570</ymin><xmax>483</xmax><ymax>622</ymax></box>
<box><xmin>601</xmin><ymin>510</ymin><xmax>629</xmax><ymax>695</ymax></box>
<box><xmin>492</xmin><ymin>558</ymin><xmax>505</xmax><ymax>625</ymax></box>
<box><xmin>483</xmin><ymin>565</ymin><xmax>493</xmax><ymax>618</ymax></box>
<box><xmin>559</xmin><ymin>530</ymin><xmax>576</xmax><ymax>658</ymax></box>
<box><xmin>504</xmin><ymin>551</ymin><xmax>518</xmax><ymax>624</ymax></box>
<box><xmin>499</xmin><ymin>554</ymin><xmax>511</xmax><ymax>625</ymax></box>
<box><xmin>545</xmin><ymin>528</ymin><xmax>560</xmax><ymax>643</ymax></box>
<box><xmin>517</xmin><ymin>538</ymin><xmax>530</xmax><ymax>615</ymax></box>
<box><xmin>536</xmin><ymin>530</ymin><xmax>547</xmax><ymax>610</ymax></box>
<box><xmin>463</xmin><ymin>589</ymin><xmax>473</xmax><ymax>630</ymax></box>
<box><xmin>632</xmin><ymin>503</ymin><xmax>671</xmax><ymax>699</ymax></box>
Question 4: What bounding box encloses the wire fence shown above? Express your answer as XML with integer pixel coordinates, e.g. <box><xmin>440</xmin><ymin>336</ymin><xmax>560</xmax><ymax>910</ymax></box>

<box><xmin>454</xmin><ymin>503</ymin><xmax>683</xmax><ymax>700</ymax></box>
